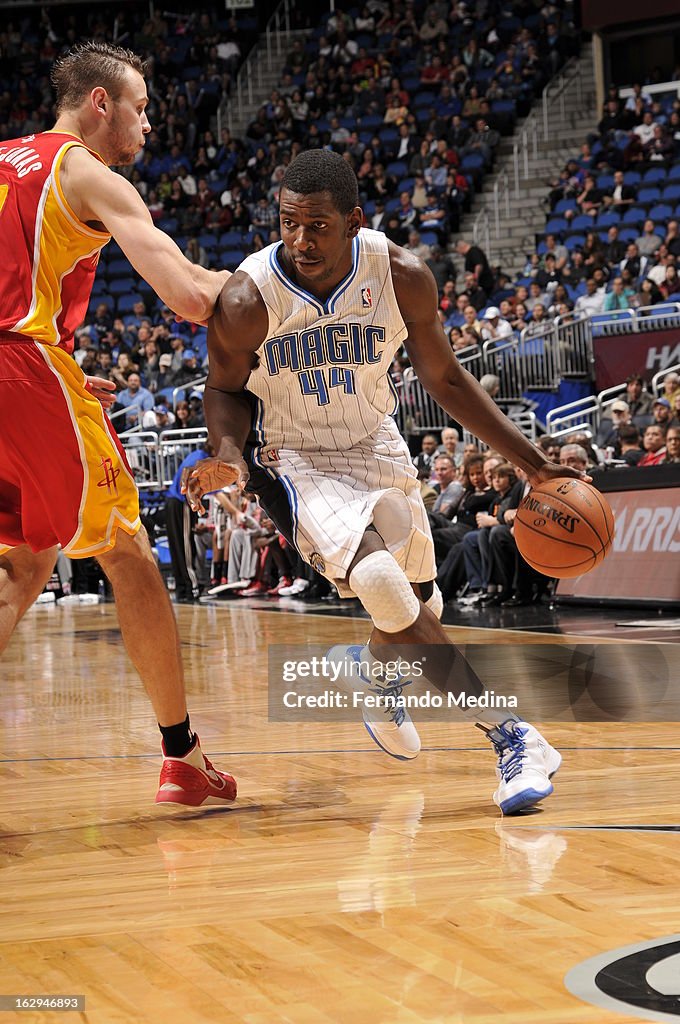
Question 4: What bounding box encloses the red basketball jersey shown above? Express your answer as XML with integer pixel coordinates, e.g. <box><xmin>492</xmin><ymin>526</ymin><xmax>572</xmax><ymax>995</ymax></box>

<box><xmin>0</xmin><ymin>130</ymin><xmax>110</xmax><ymax>353</ymax></box>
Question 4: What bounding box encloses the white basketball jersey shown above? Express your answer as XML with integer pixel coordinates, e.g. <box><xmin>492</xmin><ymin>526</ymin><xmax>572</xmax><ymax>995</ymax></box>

<box><xmin>239</xmin><ymin>228</ymin><xmax>408</xmax><ymax>452</ymax></box>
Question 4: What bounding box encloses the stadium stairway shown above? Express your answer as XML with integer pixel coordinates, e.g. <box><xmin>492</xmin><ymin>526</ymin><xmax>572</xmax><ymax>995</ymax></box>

<box><xmin>453</xmin><ymin>42</ymin><xmax>598</xmax><ymax>279</ymax></box>
<box><xmin>223</xmin><ymin>28</ymin><xmax>309</xmax><ymax>139</ymax></box>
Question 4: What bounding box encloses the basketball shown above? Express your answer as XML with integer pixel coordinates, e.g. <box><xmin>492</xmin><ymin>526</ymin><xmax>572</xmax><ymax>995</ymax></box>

<box><xmin>514</xmin><ymin>479</ymin><xmax>615</xmax><ymax>579</ymax></box>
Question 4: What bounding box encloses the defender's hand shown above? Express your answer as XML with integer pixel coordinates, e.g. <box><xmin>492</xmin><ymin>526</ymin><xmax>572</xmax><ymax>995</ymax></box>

<box><xmin>181</xmin><ymin>456</ymin><xmax>249</xmax><ymax>514</ymax></box>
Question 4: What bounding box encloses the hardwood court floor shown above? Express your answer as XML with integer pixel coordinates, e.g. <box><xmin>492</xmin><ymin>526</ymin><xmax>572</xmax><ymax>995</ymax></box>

<box><xmin>1</xmin><ymin>601</ymin><xmax>679</xmax><ymax>1023</ymax></box>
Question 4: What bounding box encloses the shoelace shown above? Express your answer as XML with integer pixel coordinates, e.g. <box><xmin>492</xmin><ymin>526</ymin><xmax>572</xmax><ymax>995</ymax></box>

<box><xmin>492</xmin><ymin>727</ymin><xmax>527</xmax><ymax>783</ymax></box>
<box><xmin>369</xmin><ymin>678</ymin><xmax>413</xmax><ymax>727</ymax></box>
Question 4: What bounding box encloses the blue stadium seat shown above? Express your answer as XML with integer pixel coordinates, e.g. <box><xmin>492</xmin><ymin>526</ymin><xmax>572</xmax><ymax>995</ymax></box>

<box><xmin>622</xmin><ymin>207</ymin><xmax>645</xmax><ymax>224</ymax></box>
<box><xmin>106</xmin><ymin>258</ymin><xmax>131</xmax><ymax>279</ymax></box>
<box><xmin>571</xmin><ymin>214</ymin><xmax>596</xmax><ymax>231</ymax></box>
<box><xmin>643</xmin><ymin>168</ymin><xmax>666</xmax><ymax>184</ymax></box>
<box><xmin>218</xmin><ymin>231</ymin><xmax>243</xmax><ymax>249</ymax></box>
<box><xmin>662</xmin><ymin>184</ymin><xmax>680</xmax><ymax>202</ymax></box>
<box><xmin>386</xmin><ymin>160</ymin><xmax>408</xmax><ymax>178</ymax></box>
<box><xmin>360</xmin><ymin>114</ymin><xmax>382</xmax><ymax>131</ymax></box>
<box><xmin>88</xmin><ymin>296</ymin><xmax>112</xmax><ymax>314</ymax></box>
<box><xmin>596</xmin><ymin>174</ymin><xmax>614</xmax><ymax>189</ymax></box>
<box><xmin>618</xmin><ymin>228</ymin><xmax>639</xmax><ymax>242</ymax></box>
<box><xmin>565</xmin><ymin>234</ymin><xmax>585</xmax><ymax>250</ymax></box>
<box><xmin>669</xmin><ymin>164</ymin><xmax>680</xmax><ymax>181</ymax></box>
<box><xmin>221</xmin><ymin>250</ymin><xmax>244</xmax><ymax>270</ymax></box>
<box><xmin>109</xmin><ymin>278</ymin><xmax>136</xmax><ymax>295</ymax></box>
<box><xmin>545</xmin><ymin>217</ymin><xmax>568</xmax><ymax>233</ymax></box>
<box><xmin>623</xmin><ymin>171</ymin><xmax>642</xmax><ymax>186</ymax></box>
<box><xmin>596</xmin><ymin>211</ymin><xmax>620</xmax><ymax>228</ymax></box>
<box><xmin>116</xmin><ymin>293</ymin><xmax>143</xmax><ymax>314</ymax></box>
<box><xmin>91</xmin><ymin>278</ymin><xmax>108</xmax><ymax>296</ymax></box>
<box><xmin>384</xmin><ymin>197</ymin><xmax>401</xmax><ymax>213</ymax></box>
<box><xmin>666</xmin><ymin>292</ymin><xmax>680</xmax><ymax>301</ymax></box>
<box><xmin>419</xmin><ymin>231</ymin><xmax>438</xmax><ymax>247</ymax></box>
<box><xmin>648</xmin><ymin>204</ymin><xmax>673</xmax><ymax>221</ymax></box>
<box><xmin>554</xmin><ymin>199</ymin><xmax>577</xmax><ymax>215</ymax></box>
<box><xmin>363</xmin><ymin>200</ymin><xmax>376</xmax><ymax>216</ymax></box>
<box><xmin>156</xmin><ymin>218</ymin><xmax>178</xmax><ymax>234</ymax></box>
<box><xmin>638</xmin><ymin>187</ymin><xmax>661</xmax><ymax>204</ymax></box>
<box><xmin>397</xmin><ymin>177</ymin><xmax>415</xmax><ymax>193</ymax></box>
<box><xmin>198</xmin><ymin>233</ymin><xmax>218</xmax><ymax>251</ymax></box>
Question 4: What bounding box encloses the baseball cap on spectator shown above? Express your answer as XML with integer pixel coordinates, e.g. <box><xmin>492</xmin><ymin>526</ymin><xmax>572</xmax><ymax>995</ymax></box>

<box><xmin>189</xmin><ymin>389</ymin><xmax>204</xmax><ymax>399</ymax></box>
<box><xmin>159</xmin><ymin>353</ymin><xmax>173</xmax><ymax>368</ymax></box>
<box><xmin>182</xmin><ymin>349</ymin><xmax>197</xmax><ymax>361</ymax></box>
<box><xmin>611</xmin><ymin>400</ymin><xmax>629</xmax><ymax>412</ymax></box>
<box><xmin>154</xmin><ymin>404</ymin><xmax>168</xmax><ymax>415</ymax></box>
<box><xmin>654</xmin><ymin>397</ymin><xmax>671</xmax><ymax>408</ymax></box>
<box><xmin>483</xmin><ymin>307</ymin><xmax>501</xmax><ymax>319</ymax></box>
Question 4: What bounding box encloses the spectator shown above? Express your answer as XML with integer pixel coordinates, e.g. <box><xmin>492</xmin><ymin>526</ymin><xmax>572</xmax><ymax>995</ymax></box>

<box><xmin>430</xmin><ymin>455</ymin><xmax>464</xmax><ymax>522</ymax></box>
<box><xmin>636</xmin><ymin>220</ymin><xmax>663</xmax><ymax>259</ymax></box>
<box><xmin>596</xmin><ymin>400</ymin><xmax>631</xmax><ymax>449</ymax></box>
<box><xmin>435</xmin><ymin>426</ymin><xmax>463</xmax><ymax>464</ymax></box>
<box><xmin>455</xmin><ymin>239</ymin><xmax>495</xmax><ymax>296</ymax></box>
<box><xmin>405</xmin><ymin>229</ymin><xmax>432</xmax><ymax>261</ymax></box>
<box><xmin>559</xmin><ymin>444</ymin><xmax>589</xmax><ymax>472</ymax></box>
<box><xmin>603</xmin><ymin>276</ymin><xmax>630</xmax><ymax>312</ymax></box>
<box><xmin>651</xmin><ymin>397</ymin><xmax>673</xmax><ymax>431</ymax></box>
<box><xmin>480</xmin><ymin>307</ymin><xmax>513</xmax><ymax>341</ymax></box>
<box><xmin>116</xmin><ymin>371</ymin><xmax>154</xmax><ymax>429</ymax></box>
<box><xmin>575</xmin><ymin>277</ymin><xmax>605</xmax><ymax>316</ymax></box>
<box><xmin>618</xmin><ymin>424</ymin><xmax>644</xmax><ymax>466</ymax></box>
<box><xmin>413</xmin><ymin>434</ymin><xmax>439</xmax><ymax>477</ymax></box>
<box><xmin>638</xmin><ymin>424</ymin><xmax>668</xmax><ymax>466</ymax></box>
<box><xmin>664</xmin><ymin>426</ymin><xmax>680</xmax><ymax>463</ymax></box>
<box><xmin>623</xmin><ymin>374</ymin><xmax>654</xmax><ymax>420</ymax></box>
<box><xmin>426</xmin><ymin>246</ymin><xmax>457</xmax><ymax>291</ymax></box>
<box><xmin>602</xmin><ymin>169</ymin><xmax>636</xmax><ymax>213</ymax></box>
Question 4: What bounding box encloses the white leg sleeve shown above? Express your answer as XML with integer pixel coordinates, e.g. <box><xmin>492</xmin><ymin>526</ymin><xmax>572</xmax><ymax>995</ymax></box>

<box><xmin>349</xmin><ymin>550</ymin><xmax>421</xmax><ymax>634</ymax></box>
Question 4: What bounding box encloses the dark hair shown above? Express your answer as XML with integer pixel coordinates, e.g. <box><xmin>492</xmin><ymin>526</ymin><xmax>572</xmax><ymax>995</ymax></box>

<box><xmin>461</xmin><ymin>454</ymin><xmax>484</xmax><ymax>490</ymax></box>
<box><xmin>281</xmin><ymin>149</ymin><xmax>359</xmax><ymax>215</ymax></box>
<box><xmin>51</xmin><ymin>41</ymin><xmax>146</xmax><ymax>115</ymax></box>
<box><xmin>618</xmin><ymin>424</ymin><xmax>640</xmax><ymax>445</ymax></box>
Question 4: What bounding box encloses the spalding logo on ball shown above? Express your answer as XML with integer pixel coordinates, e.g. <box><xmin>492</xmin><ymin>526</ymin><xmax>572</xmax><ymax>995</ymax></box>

<box><xmin>515</xmin><ymin>478</ymin><xmax>615</xmax><ymax>578</ymax></box>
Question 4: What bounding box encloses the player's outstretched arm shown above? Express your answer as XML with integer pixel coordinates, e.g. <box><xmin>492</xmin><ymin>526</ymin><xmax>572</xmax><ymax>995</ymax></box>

<box><xmin>61</xmin><ymin>147</ymin><xmax>230</xmax><ymax>323</ymax></box>
<box><xmin>182</xmin><ymin>272</ymin><xmax>269</xmax><ymax>513</ymax></box>
<box><xmin>390</xmin><ymin>245</ymin><xmax>589</xmax><ymax>487</ymax></box>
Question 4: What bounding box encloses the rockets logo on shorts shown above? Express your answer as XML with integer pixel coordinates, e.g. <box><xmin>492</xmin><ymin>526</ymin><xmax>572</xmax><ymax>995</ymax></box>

<box><xmin>361</xmin><ymin>287</ymin><xmax>372</xmax><ymax>308</ymax></box>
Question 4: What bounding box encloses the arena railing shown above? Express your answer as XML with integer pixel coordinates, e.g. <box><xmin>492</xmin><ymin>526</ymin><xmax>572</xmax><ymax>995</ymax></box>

<box><xmin>483</xmin><ymin>336</ymin><xmax>527</xmax><ymax>401</ymax></box>
<box><xmin>652</xmin><ymin>362</ymin><xmax>680</xmax><ymax>395</ymax></box>
<box><xmin>157</xmin><ymin>428</ymin><xmax>210</xmax><ymax>486</ymax></box>
<box><xmin>473</xmin><ymin>56</ymin><xmax>586</xmax><ymax>258</ymax></box>
<box><xmin>119</xmin><ymin>432</ymin><xmax>163</xmax><ymax>488</ymax></box>
<box><xmin>171</xmin><ymin>376</ymin><xmax>207</xmax><ymax>410</ymax></box>
<box><xmin>554</xmin><ymin>310</ymin><xmax>595</xmax><ymax>377</ymax></box>
<box><xmin>545</xmin><ymin>395</ymin><xmax>601</xmax><ymax>436</ymax></box>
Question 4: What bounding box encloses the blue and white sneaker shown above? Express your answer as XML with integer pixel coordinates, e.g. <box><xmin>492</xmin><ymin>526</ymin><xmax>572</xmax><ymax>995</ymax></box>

<box><xmin>477</xmin><ymin>716</ymin><xmax>562</xmax><ymax>815</ymax></box>
<box><xmin>326</xmin><ymin>645</ymin><xmax>421</xmax><ymax>761</ymax></box>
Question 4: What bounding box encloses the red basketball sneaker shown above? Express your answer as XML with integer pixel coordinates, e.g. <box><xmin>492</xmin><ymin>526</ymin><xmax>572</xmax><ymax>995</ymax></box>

<box><xmin>156</xmin><ymin>736</ymin><xmax>237</xmax><ymax>807</ymax></box>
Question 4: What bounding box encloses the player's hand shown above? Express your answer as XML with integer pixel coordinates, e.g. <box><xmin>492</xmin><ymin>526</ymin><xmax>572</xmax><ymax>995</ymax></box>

<box><xmin>181</xmin><ymin>456</ymin><xmax>249</xmax><ymax>515</ymax></box>
<box><xmin>528</xmin><ymin>461</ymin><xmax>592</xmax><ymax>489</ymax></box>
<box><xmin>84</xmin><ymin>375</ymin><xmax>117</xmax><ymax>410</ymax></box>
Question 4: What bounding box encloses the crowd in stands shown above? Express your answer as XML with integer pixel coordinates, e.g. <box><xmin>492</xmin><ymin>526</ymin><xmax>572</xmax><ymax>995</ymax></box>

<box><xmin>1</xmin><ymin>0</ymin><xmax>581</xmax><ymax>424</ymax></box>
<box><xmin>5</xmin><ymin>3</ymin><xmax>678</xmax><ymax>609</ymax></box>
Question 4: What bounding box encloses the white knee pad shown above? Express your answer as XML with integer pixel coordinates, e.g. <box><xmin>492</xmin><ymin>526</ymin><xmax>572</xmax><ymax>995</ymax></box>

<box><xmin>349</xmin><ymin>550</ymin><xmax>421</xmax><ymax>633</ymax></box>
<box><xmin>425</xmin><ymin>582</ymin><xmax>443</xmax><ymax>620</ymax></box>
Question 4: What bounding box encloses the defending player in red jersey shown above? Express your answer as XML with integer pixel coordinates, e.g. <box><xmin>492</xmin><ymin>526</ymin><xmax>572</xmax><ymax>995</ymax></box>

<box><xmin>0</xmin><ymin>41</ymin><xmax>237</xmax><ymax>807</ymax></box>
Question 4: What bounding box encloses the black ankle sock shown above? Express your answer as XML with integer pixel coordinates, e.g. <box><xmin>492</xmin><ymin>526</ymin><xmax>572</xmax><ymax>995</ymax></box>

<box><xmin>212</xmin><ymin>561</ymin><xmax>223</xmax><ymax>580</ymax></box>
<box><xmin>160</xmin><ymin>715</ymin><xmax>194</xmax><ymax>757</ymax></box>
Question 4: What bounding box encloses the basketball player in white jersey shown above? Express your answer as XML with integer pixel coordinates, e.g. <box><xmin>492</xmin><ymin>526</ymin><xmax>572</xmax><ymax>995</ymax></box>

<box><xmin>184</xmin><ymin>150</ymin><xmax>587</xmax><ymax>815</ymax></box>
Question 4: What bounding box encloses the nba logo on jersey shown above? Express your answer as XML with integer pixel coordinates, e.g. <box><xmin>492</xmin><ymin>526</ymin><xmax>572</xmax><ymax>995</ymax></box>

<box><xmin>361</xmin><ymin>287</ymin><xmax>372</xmax><ymax>308</ymax></box>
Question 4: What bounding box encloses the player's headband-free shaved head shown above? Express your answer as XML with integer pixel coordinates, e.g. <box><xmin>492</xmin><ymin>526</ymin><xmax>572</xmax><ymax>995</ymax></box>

<box><xmin>281</xmin><ymin>150</ymin><xmax>360</xmax><ymax>216</ymax></box>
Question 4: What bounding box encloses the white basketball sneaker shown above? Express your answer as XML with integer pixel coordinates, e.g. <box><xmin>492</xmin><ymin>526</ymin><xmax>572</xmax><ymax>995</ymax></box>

<box><xmin>476</xmin><ymin>716</ymin><xmax>561</xmax><ymax>815</ymax></box>
<box><xmin>326</xmin><ymin>645</ymin><xmax>421</xmax><ymax>760</ymax></box>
